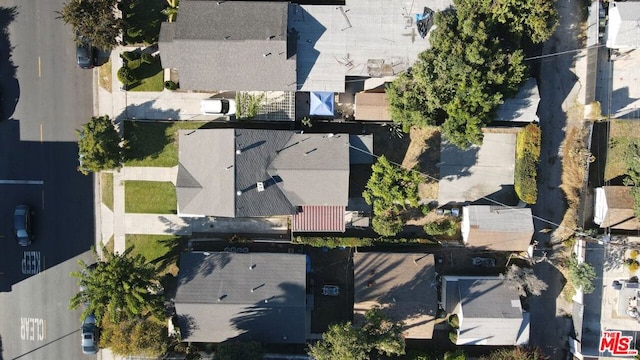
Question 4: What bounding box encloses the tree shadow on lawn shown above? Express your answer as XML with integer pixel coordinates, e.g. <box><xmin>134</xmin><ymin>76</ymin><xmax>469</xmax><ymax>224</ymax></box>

<box><xmin>121</xmin><ymin>0</ymin><xmax>165</xmax><ymax>45</ymax></box>
<box><xmin>123</xmin><ymin>120</ymin><xmax>173</xmax><ymax>163</ymax></box>
<box><xmin>126</xmin><ymin>58</ymin><xmax>163</xmax><ymax>91</ymax></box>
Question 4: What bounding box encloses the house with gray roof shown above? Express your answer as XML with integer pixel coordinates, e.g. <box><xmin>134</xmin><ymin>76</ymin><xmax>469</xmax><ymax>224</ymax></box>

<box><xmin>177</xmin><ymin>129</ymin><xmax>361</xmax><ymax>232</ymax></box>
<box><xmin>158</xmin><ymin>1</ymin><xmax>297</xmax><ymax>91</ymax></box>
<box><xmin>353</xmin><ymin>252</ymin><xmax>438</xmax><ymax>339</ymax></box>
<box><xmin>174</xmin><ymin>252</ymin><xmax>308</xmax><ymax>343</ymax></box>
<box><xmin>159</xmin><ymin>0</ymin><xmax>452</xmax><ymax>93</ymax></box>
<box><xmin>606</xmin><ymin>1</ymin><xmax>640</xmax><ymax>49</ymax></box>
<box><xmin>461</xmin><ymin>205</ymin><xmax>534</xmax><ymax>252</ymax></box>
<box><xmin>442</xmin><ymin>276</ymin><xmax>530</xmax><ymax>346</ymax></box>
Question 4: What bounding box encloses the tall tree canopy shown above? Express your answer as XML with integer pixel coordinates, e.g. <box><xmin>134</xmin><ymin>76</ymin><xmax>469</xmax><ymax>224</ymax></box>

<box><xmin>99</xmin><ymin>316</ymin><xmax>168</xmax><ymax>357</ymax></box>
<box><xmin>387</xmin><ymin>0</ymin><xmax>556</xmax><ymax>148</ymax></box>
<box><xmin>363</xmin><ymin>156</ymin><xmax>423</xmax><ymax>236</ymax></box>
<box><xmin>307</xmin><ymin>307</ymin><xmax>405</xmax><ymax>360</ymax></box>
<box><xmin>59</xmin><ymin>0</ymin><xmax>123</xmax><ymax>50</ymax></box>
<box><xmin>69</xmin><ymin>247</ymin><xmax>164</xmax><ymax>323</ymax></box>
<box><xmin>77</xmin><ymin>115</ymin><xmax>122</xmax><ymax>174</ymax></box>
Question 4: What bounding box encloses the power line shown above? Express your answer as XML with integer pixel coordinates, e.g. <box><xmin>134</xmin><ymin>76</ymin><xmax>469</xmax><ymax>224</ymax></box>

<box><xmin>523</xmin><ymin>44</ymin><xmax>606</xmax><ymax>62</ymax></box>
<box><xmin>347</xmin><ymin>141</ymin><xmax>603</xmax><ymax>244</ymax></box>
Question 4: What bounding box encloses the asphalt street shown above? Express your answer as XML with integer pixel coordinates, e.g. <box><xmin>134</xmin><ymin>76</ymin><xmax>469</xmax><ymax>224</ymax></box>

<box><xmin>0</xmin><ymin>1</ymin><xmax>96</xmax><ymax>359</ymax></box>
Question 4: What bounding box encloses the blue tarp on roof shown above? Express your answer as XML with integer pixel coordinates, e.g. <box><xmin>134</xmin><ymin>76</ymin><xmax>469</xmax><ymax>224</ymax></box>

<box><xmin>310</xmin><ymin>91</ymin><xmax>334</xmax><ymax>116</ymax></box>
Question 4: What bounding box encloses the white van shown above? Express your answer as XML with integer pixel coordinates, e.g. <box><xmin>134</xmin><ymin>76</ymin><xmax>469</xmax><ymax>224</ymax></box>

<box><xmin>200</xmin><ymin>98</ymin><xmax>236</xmax><ymax>116</ymax></box>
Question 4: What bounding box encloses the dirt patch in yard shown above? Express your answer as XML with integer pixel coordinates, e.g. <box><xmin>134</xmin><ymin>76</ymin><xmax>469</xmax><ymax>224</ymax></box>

<box><xmin>99</xmin><ymin>58</ymin><xmax>112</xmax><ymax>92</ymax></box>
<box><xmin>402</xmin><ymin>127</ymin><xmax>441</xmax><ymax>201</ymax></box>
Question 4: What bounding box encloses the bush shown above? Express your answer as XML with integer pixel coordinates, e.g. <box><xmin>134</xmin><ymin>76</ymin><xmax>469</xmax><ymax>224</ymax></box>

<box><xmin>448</xmin><ymin>330</ymin><xmax>458</xmax><ymax>344</ymax></box>
<box><xmin>164</xmin><ymin>81</ymin><xmax>178</xmax><ymax>90</ymax></box>
<box><xmin>117</xmin><ymin>66</ymin><xmax>137</xmax><ymax>86</ymax></box>
<box><xmin>141</xmin><ymin>52</ymin><xmax>154</xmax><ymax>64</ymax></box>
<box><xmin>567</xmin><ymin>254</ymin><xmax>596</xmax><ymax>294</ymax></box>
<box><xmin>295</xmin><ymin>236</ymin><xmax>373</xmax><ymax>248</ymax></box>
<box><xmin>121</xmin><ymin>50</ymin><xmax>140</xmax><ymax>62</ymax></box>
<box><xmin>514</xmin><ymin>124</ymin><xmax>541</xmax><ymax>204</ymax></box>
<box><xmin>424</xmin><ymin>219</ymin><xmax>457</xmax><ymax>236</ymax></box>
<box><xmin>448</xmin><ymin>314</ymin><xmax>459</xmax><ymax>328</ymax></box>
<box><xmin>127</xmin><ymin>27</ymin><xmax>143</xmax><ymax>39</ymax></box>
<box><xmin>444</xmin><ymin>350</ymin><xmax>467</xmax><ymax>360</ymax></box>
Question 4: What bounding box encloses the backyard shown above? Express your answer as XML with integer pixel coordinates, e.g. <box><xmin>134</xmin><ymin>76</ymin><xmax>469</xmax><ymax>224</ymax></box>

<box><xmin>605</xmin><ymin>120</ymin><xmax>640</xmax><ymax>183</ymax></box>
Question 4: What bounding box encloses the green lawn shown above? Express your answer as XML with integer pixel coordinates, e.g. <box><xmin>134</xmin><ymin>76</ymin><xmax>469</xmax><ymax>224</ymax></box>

<box><xmin>124</xmin><ymin>121</ymin><xmax>210</xmax><ymax>167</ymax></box>
<box><xmin>127</xmin><ymin>58</ymin><xmax>164</xmax><ymax>92</ymax></box>
<box><xmin>126</xmin><ymin>234</ymin><xmax>183</xmax><ymax>275</ymax></box>
<box><xmin>606</xmin><ymin>120</ymin><xmax>640</xmax><ymax>182</ymax></box>
<box><xmin>101</xmin><ymin>172</ymin><xmax>114</xmax><ymax>211</ymax></box>
<box><xmin>122</xmin><ymin>0</ymin><xmax>165</xmax><ymax>45</ymax></box>
<box><xmin>124</xmin><ymin>181</ymin><xmax>176</xmax><ymax>214</ymax></box>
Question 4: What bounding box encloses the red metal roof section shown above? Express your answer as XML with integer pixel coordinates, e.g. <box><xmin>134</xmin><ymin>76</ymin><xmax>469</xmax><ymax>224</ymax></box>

<box><xmin>292</xmin><ymin>205</ymin><xmax>346</xmax><ymax>232</ymax></box>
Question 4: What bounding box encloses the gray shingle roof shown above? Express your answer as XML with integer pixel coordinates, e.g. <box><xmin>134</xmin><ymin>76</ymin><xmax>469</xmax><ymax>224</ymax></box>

<box><xmin>443</xmin><ymin>276</ymin><xmax>528</xmax><ymax>346</ymax></box>
<box><xmin>175</xmin><ymin>252</ymin><xmax>307</xmax><ymax>343</ymax></box>
<box><xmin>158</xmin><ymin>1</ymin><xmax>296</xmax><ymax>91</ymax></box>
<box><xmin>177</xmin><ymin>129</ymin><xmax>350</xmax><ymax>217</ymax></box>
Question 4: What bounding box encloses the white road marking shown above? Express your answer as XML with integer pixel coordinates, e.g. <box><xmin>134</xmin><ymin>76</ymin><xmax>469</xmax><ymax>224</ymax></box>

<box><xmin>38</xmin><ymin>56</ymin><xmax>41</xmax><ymax>78</ymax></box>
<box><xmin>20</xmin><ymin>317</ymin><xmax>46</xmax><ymax>341</ymax></box>
<box><xmin>21</xmin><ymin>251</ymin><xmax>41</xmax><ymax>275</ymax></box>
<box><xmin>0</xmin><ymin>180</ymin><xmax>44</xmax><ymax>185</ymax></box>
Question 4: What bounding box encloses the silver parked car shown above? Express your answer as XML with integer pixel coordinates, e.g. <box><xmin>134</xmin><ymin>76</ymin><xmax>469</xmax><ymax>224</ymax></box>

<box><xmin>81</xmin><ymin>314</ymin><xmax>98</xmax><ymax>355</ymax></box>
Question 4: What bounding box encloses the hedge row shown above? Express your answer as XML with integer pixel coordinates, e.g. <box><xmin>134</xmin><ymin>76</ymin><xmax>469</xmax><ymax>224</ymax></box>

<box><xmin>293</xmin><ymin>236</ymin><xmax>436</xmax><ymax>248</ymax></box>
<box><xmin>514</xmin><ymin>124</ymin><xmax>541</xmax><ymax>204</ymax></box>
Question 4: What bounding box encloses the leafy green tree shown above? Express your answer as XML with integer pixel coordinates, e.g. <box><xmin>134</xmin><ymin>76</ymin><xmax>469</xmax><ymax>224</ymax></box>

<box><xmin>424</xmin><ymin>219</ymin><xmax>457</xmax><ymax>237</ymax></box>
<box><xmin>386</xmin><ymin>0</ymin><xmax>529</xmax><ymax>148</ymax></box>
<box><xmin>362</xmin><ymin>307</ymin><xmax>405</xmax><ymax>356</ymax></box>
<box><xmin>363</xmin><ymin>156</ymin><xmax>423</xmax><ymax>236</ymax></box>
<box><xmin>77</xmin><ymin>115</ymin><xmax>123</xmax><ymax>174</ymax></box>
<box><xmin>480</xmin><ymin>0</ymin><xmax>558</xmax><ymax>44</ymax></box>
<box><xmin>59</xmin><ymin>0</ymin><xmax>123</xmax><ymax>50</ymax></box>
<box><xmin>308</xmin><ymin>309</ymin><xmax>406</xmax><ymax>360</ymax></box>
<box><xmin>480</xmin><ymin>346</ymin><xmax>548</xmax><ymax>360</ymax></box>
<box><xmin>99</xmin><ymin>316</ymin><xmax>168</xmax><ymax>357</ymax></box>
<box><xmin>69</xmin><ymin>246</ymin><xmax>164</xmax><ymax>323</ymax></box>
<box><xmin>215</xmin><ymin>342</ymin><xmax>263</xmax><ymax>360</ymax></box>
<box><xmin>566</xmin><ymin>254</ymin><xmax>596</xmax><ymax>294</ymax></box>
<box><xmin>308</xmin><ymin>322</ymin><xmax>370</xmax><ymax>360</ymax></box>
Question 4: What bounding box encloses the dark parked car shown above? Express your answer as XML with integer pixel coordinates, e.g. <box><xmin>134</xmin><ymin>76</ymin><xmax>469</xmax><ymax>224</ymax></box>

<box><xmin>76</xmin><ymin>35</ymin><xmax>95</xmax><ymax>69</ymax></box>
<box><xmin>81</xmin><ymin>314</ymin><xmax>98</xmax><ymax>355</ymax></box>
<box><xmin>14</xmin><ymin>205</ymin><xmax>33</xmax><ymax>246</ymax></box>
